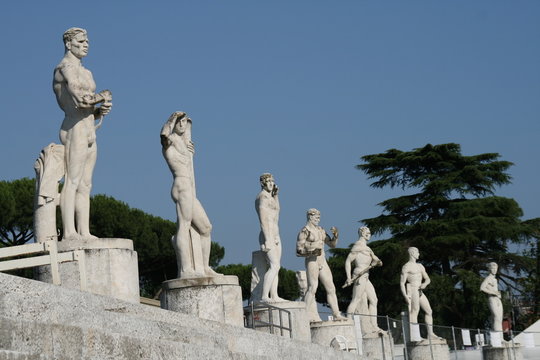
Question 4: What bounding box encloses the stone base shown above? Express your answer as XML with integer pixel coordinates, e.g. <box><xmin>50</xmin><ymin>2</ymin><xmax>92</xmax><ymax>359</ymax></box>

<box><xmin>310</xmin><ymin>319</ymin><xmax>356</xmax><ymax>351</ymax></box>
<box><xmin>483</xmin><ymin>344</ymin><xmax>523</xmax><ymax>360</ymax></box>
<box><xmin>244</xmin><ymin>300</ymin><xmax>311</xmax><ymax>342</ymax></box>
<box><xmin>362</xmin><ymin>333</ymin><xmax>393</xmax><ymax>360</ymax></box>
<box><xmin>161</xmin><ymin>275</ymin><xmax>243</xmax><ymax>326</ymax></box>
<box><xmin>407</xmin><ymin>340</ymin><xmax>450</xmax><ymax>360</ymax></box>
<box><xmin>36</xmin><ymin>238</ymin><xmax>139</xmax><ymax>303</ymax></box>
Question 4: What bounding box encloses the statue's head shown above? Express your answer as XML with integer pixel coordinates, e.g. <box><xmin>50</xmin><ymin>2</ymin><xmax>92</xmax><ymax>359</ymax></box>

<box><xmin>408</xmin><ymin>247</ymin><xmax>419</xmax><ymax>259</ymax></box>
<box><xmin>173</xmin><ymin>112</ymin><xmax>191</xmax><ymax>136</ymax></box>
<box><xmin>63</xmin><ymin>27</ymin><xmax>88</xmax><ymax>58</ymax></box>
<box><xmin>259</xmin><ymin>173</ymin><xmax>274</xmax><ymax>191</ymax></box>
<box><xmin>306</xmin><ymin>208</ymin><xmax>320</xmax><ymax>225</ymax></box>
<box><xmin>358</xmin><ymin>226</ymin><xmax>371</xmax><ymax>239</ymax></box>
<box><xmin>487</xmin><ymin>262</ymin><xmax>498</xmax><ymax>274</ymax></box>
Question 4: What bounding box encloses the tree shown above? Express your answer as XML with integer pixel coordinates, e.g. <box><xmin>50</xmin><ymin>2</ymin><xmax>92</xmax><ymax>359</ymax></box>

<box><xmin>0</xmin><ymin>178</ymin><xmax>35</xmax><ymax>247</ymax></box>
<box><xmin>350</xmin><ymin>143</ymin><xmax>532</xmax><ymax>328</ymax></box>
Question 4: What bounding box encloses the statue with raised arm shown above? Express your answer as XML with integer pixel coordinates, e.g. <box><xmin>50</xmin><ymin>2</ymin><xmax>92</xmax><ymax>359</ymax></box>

<box><xmin>161</xmin><ymin>111</ymin><xmax>220</xmax><ymax>279</ymax></box>
<box><xmin>400</xmin><ymin>247</ymin><xmax>442</xmax><ymax>340</ymax></box>
<box><xmin>343</xmin><ymin>226</ymin><xmax>383</xmax><ymax>333</ymax></box>
<box><xmin>255</xmin><ymin>173</ymin><xmax>285</xmax><ymax>302</ymax></box>
<box><xmin>480</xmin><ymin>262</ymin><xmax>503</xmax><ymax>332</ymax></box>
<box><xmin>53</xmin><ymin>27</ymin><xmax>112</xmax><ymax>241</ymax></box>
<box><xmin>296</xmin><ymin>208</ymin><xmax>345</xmax><ymax>322</ymax></box>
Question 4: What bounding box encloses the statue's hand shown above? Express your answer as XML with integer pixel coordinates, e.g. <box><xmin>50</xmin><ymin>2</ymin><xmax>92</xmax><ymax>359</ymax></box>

<box><xmin>377</xmin><ymin>259</ymin><xmax>383</xmax><ymax>267</ymax></box>
<box><xmin>330</xmin><ymin>226</ymin><xmax>338</xmax><ymax>238</ymax></box>
<box><xmin>261</xmin><ymin>242</ymin><xmax>271</xmax><ymax>252</ymax></box>
<box><xmin>187</xmin><ymin>141</ymin><xmax>195</xmax><ymax>154</ymax></box>
<box><xmin>99</xmin><ymin>101</ymin><xmax>112</xmax><ymax>116</ymax></box>
<box><xmin>272</xmin><ymin>185</ymin><xmax>279</xmax><ymax>197</ymax></box>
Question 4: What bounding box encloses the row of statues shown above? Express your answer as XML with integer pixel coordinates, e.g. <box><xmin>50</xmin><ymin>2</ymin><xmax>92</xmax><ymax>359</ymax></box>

<box><xmin>35</xmin><ymin>27</ymin><xmax>504</xmax><ymax>339</ymax></box>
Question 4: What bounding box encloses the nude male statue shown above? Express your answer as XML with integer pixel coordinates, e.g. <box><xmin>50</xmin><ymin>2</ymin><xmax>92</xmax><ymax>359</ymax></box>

<box><xmin>344</xmin><ymin>226</ymin><xmax>383</xmax><ymax>332</ymax></box>
<box><xmin>161</xmin><ymin>111</ymin><xmax>220</xmax><ymax>279</ymax></box>
<box><xmin>255</xmin><ymin>173</ymin><xmax>285</xmax><ymax>302</ymax></box>
<box><xmin>53</xmin><ymin>27</ymin><xmax>112</xmax><ymax>241</ymax></box>
<box><xmin>296</xmin><ymin>208</ymin><xmax>345</xmax><ymax>322</ymax></box>
<box><xmin>480</xmin><ymin>262</ymin><xmax>504</xmax><ymax>332</ymax></box>
<box><xmin>400</xmin><ymin>247</ymin><xmax>441</xmax><ymax>340</ymax></box>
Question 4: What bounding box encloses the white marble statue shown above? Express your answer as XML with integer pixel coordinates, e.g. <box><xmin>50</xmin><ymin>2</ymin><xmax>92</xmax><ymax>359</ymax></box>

<box><xmin>343</xmin><ymin>226</ymin><xmax>383</xmax><ymax>333</ymax></box>
<box><xmin>53</xmin><ymin>27</ymin><xmax>112</xmax><ymax>241</ymax></box>
<box><xmin>254</xmin><ymin>173</ymin><xmax>285</xmax><ymax>302</ymax></box>
<box><xmin>296</xmin><ymin>208</ymin><xmax>345</xmax><ymax>322</ymax></box>
<box><xmin>161</xmin><ymin>111</ymin><xmax>220</xmax><ymax>279</ymax></box>
<box><xmin>400</xmin><ymin>247</ymin><xmax>442</xmax><ymax>340</ymax></box>
<box><xmin>480</xmin><ymin>262</ymin><xmax>504</xmax><ymax>332</ymax></box>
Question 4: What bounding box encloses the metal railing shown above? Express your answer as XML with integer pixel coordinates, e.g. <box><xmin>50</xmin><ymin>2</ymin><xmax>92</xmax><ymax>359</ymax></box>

<box><xmin>244</xmin><ymin>302</ymin><xmax>293</xmax><ymax>338</ymax></box>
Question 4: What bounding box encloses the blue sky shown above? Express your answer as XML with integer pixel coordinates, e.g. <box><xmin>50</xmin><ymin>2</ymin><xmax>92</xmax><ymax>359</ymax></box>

<box><xmin>1</xmin><ymin>1</ymin><xmax>539</xmax><ymax>271</ymax></box>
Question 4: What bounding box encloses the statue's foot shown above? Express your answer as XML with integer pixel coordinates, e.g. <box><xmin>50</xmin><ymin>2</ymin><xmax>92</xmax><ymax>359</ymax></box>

<box><xmin>80</xmin><ymin>233</ymin><xmax>98</xmax><ymax>241</ymax></box>
<box><xmin>270</xmin><ymin>296</ymin><xmax>287</xmax><ymax>302</ymax></box>
<box><xmin>204</xmin><ymin>267</ymin><xmax>223</xmax><ymax>277</ymax></box>
<box><xmin>179</xmin><ymin>270</ymin><xmax>205</xmax><ymax>279</ymax></box>
<box><xmin>63</xmin><ymin>232</ymin><xmax>82</xmax><ymax>241</ymax></box>
<box><xmin>260</xmin><ymin>297</ymin><xmax>272</xmax><ymax>303</ymax></box>
<box><xmin>332</xmin><ymin>313</ymin><xmax>347</xmax><ymax>321</ymax></box>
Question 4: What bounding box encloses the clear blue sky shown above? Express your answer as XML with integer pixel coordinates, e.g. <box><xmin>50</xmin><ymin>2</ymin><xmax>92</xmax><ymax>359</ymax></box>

<box><xmin>1</xmin><ymin>1</ymin><xmax>538</xmax><ymax>271</ymax></box>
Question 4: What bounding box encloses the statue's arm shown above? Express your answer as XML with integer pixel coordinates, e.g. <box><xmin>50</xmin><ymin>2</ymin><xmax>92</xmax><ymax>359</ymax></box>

<box><xmin>344</xmin><ymin>253</ymin><xmax>355</xmax><ymax>281</ymax></box>
<box><xmin>59</xmin><ymin>65</ymin><xmax>102</xmax><ymax>109</ymax></box>
<box><xmin>420</xmin><ymin>265</ymin><xmax>431</xmax><ymax>289</ymax></box>
<box><xmin>370</xmin><ymin>248</ymin><xmax>383</xmax><ymax>267</ymax></box>
<box><xmin>296</xmin><ymin>228</ymin><xmax>308</xmax><ymax>256</ymax></box>
<box><xmin>160</xmin><ymin>112</ymin><xmax>184</xmax><ymax>148</ymax></box>
<box><xmin>480</xmin><ymin>276</ymin><xmax>499</xmax><ymax>297</ymax></box>
<box><xmin>400</xmin><ymin>267</ymin><xmax>409</xmax><ymax>302</ymax></box>
<box><xmin>325</xmin><ymin>227</ymin><xmax>339</xmax><ymax>248</ymax></box>
<box><xmin>256</xmin><ymin>196</ymin><xmax>275</xmax><ymax>251</ymax></box>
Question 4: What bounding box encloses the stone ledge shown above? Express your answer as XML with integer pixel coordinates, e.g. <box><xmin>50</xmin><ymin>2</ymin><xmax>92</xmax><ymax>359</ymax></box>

<box><xmin>163</xmin><ymin>275</ymin><xmax>239</xmax><ymax>289</ymax></box>
<box><xmin>57</xmin><ymin>238</ymin><xmax>133</xmax><ymax>251</ymax></box>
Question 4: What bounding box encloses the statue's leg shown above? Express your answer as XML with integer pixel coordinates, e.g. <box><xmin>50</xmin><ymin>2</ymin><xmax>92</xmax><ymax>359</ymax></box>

<box><xmin>173</xmin><ymin>179</ymin><xmax>196</xmax><ymax>278</ymax></box>
<box><xmin>191</xmin><ymin>198</ymin><xmax>217</xmax><ymax>276</ymax></box>
<box><xmin>319</xmin><ymin>261</ymin><xmax>345</xmax><ymax>320</ymax></box>
<box><xmin>59</xmin><ymin>125</ymin><xmax>87</xmax><ymax>241</ymax></box>
<box><xmin>346</xmin><ymin>275</ymin><xmax>366</xmax><ymax>317</ymax></box>
<box><xmin>76</xmin><ymin>141</ymin><xmax>97</xmax><ymax>240</ymax></box>
<box><xmin>269</xmin><ymin>240</ymin><xmax>284</xmax><ymax>300</ymax></box>
<box><xmin>305</xmin><ymin>258</ymin><xmax>321</xmax><ymax>322</ymax></box>
<box><xmin>408</xmin><ymin>286</ymin><xmax>420</xmax><ymax>324</ymax></box>
<box><xmin>365</xmin><ymin>281</ymin><xmax>380</xmax><ymax>329</ymax></box>
<box><xmin>261</xmin><ymin>240</ymin><xmax>283</xmax><ymax>301</ymax></box>
<box><xmin>419</xmin><ymin>294</ymin><xmax>439</xmax><ymax>338</ymax></box>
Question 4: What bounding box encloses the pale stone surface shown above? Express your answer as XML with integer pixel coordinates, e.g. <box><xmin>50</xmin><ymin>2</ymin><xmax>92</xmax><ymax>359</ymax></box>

<box><xmin>53</xmin><ymin>27</ymin><xmax>112</xmax><ymax>242</ymax></box>
<box><xmin>310</xmin><ymin>319</ymin><xmax>356</xmax><ymax>350</ymax></box>
<box><xmin>296</xmin><ymin>270</ymin><xmax>307</xmax><ymax>301</ymax></box>
<box><xmin>250</xmin><ymin>250</ymin><xmax>267</xmax><ymax>302</ymax></box>
<box><xmin>343</xmin><ymin>226</ymin><xmax>383</xmax><ymax>336</ymax></box>
<box><xmin>481</xmin><ymin>262</ymin><xmax>504</xmax><ymax>332</ymax></box>
<box><xmin>244</xmin><ymin>301</ymin><xmax>311</xmax><ymax>342</ymax></box>
<box><xmin>483</xmin><ymin>344</ymin><xmax>524</xmax><ymax>360</ymax></box>
<box><xmin>161</xmin><ymin>111</ymin><xmax>220</xmax><ymax>280</ymax></box>
<box><xmin>362</xmin><ymin>334</ymin><xmax>393</xmax><ymax>360</ymax></box>
<box><xmin>0</xmin><ymin>272</ymin><xmax>361</xmax><ymax>359</ymax></box>
<box><xmin>33</xmin><ymin>143</ymin><xmax>64</xmax><ymax>243</ymax></box>
<box><xmin>400</xmin><ymin>247</ymin><xmax>444</xmax><ymax>341</ymax></box>
<box><xmin>407</xmin><ymin>342</ymin><xmax>450</xmax><ymax>360</ymax></box>
<box><xmin>296</xmin><ymin>208</ymin><xmax>345</xmax><ymax>322</ymax></box>
<box><xmin>36</xmin><ymin>238</ymin><xmax>139</xmax><ymax>303</ymax></box>
<box><xmin>161</xmin><ymin>275</ymin><xmax>243</xmax><ymax>326</ymax></box>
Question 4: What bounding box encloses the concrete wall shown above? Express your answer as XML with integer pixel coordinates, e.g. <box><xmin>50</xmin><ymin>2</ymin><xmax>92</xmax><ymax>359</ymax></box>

<box><xmin>0</xmin><ymin>272</ymin><xmax>360</xmax><ymax>360</ymax></box>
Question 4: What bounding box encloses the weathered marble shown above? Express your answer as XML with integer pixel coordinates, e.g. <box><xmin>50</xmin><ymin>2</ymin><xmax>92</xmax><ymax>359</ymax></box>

<box><xmin>310</xmin><ymin>319</ymin><xmax>356</xmax><ymax>350</ymax></box>
<box><xmin>483</xmin><ymin>344</ymin><xmax>523</xmax><ymax>360</ymax></box>
<box><xmin>161</xmin><ymin>275</ymin><xmax>243</xmax><ymax>326</ymax></box>
<box><xmin>481</xmin><ymin>262</ymin><xmax>504</xmax><ymax>332</ymax></box>
<box><xmin>252</xmin><ymin>173</ymin><xmax>285</xmax><ymax>303</ymax></box>
<box><xmin>296</xmin><ymin>208</ymin><xmax>344</xmax><ymax>322</ymax></box>
<box><xmin>53</xmin><ymin>27</ymin><xmax>112</xmax><ymax>241</ymax></box>
<box><xmin>161</xmin><ymin>111</ymin><xmax>220</xmax><ymax>280</ymax></box>
<box><xmin>244</xmin><ymin>300</ymin><xmax>311</xmax><ymax>342</ymax></box>
<box><xmin>406</xmin><ymin>341</ymin><xmax>450</xmax><ymax>360</ymax></box>
<box><xmin>362</xmin><ymin>334</ymin><xmax>393</xmax><ymax>360</ymax></box>
<box><xmin>343</xmin><ymin>226</ymin><xmax>383</xmax><ymax>336</ymax></box>
<box><xmin>400</xmin><ymin>247</ymin><xmax>444</xmax><ymax>341</ymax></box>
<box><xmin>250</xmin><ymin>250</ymin><xmax>268</xmax><ymax>302</ymax></box>
<box><xmin>296</xmin><ymin>270</ymin><xmax>307</xmax><ymax>301</ymax></box>
<box><xmin>36</xmin><ymin>238</ymin><xmax>139</xmax><ymax>303</ymax></box>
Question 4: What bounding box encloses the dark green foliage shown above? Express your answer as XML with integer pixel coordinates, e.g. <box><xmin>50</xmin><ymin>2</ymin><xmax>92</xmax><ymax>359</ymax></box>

<box><xmin>347</xmin><ymin>143</ymin><xmax>533</xmax><ymax>328</ymax></box>
<box><xmin>277</xmin><ymin>267</ymin><xmax>301</xmax><ymax>301</ymax></box>
<box><xmin>0</xmin><ymin>178</ymin><xmax>35</xmax><ymax>247</ymax></box>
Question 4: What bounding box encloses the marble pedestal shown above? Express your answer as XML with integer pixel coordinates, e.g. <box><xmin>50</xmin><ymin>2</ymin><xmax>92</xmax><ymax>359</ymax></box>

<box><xmin>483</xmin><ymin>344</ymin><xmax>523</xmax><ymax>360</ymax></box>
<box><xmin>362</xmin><ymin>333</ymin><xmax>393</xmax><ymax>360</ymax></box>
<box><xmin>406</xmin><ymin>339</ymin><xmax>450</xmax><ymax>360</ymax></box>
<box><xmin>244</xmin><ymin>301</ymin><xmax>311</xmax><ymax>342</ymax></box>
<box><xmin>36</xmin><ymin>238</ymin><xmax>139</xmax><ymax>303</ymax></box>
<box><xmin>161</xmin><ymin>275</ymin><xmax>243</xmax><ymax>326</ymax></box>
<box><xmin>310</xmin><ymin>319</ymin><xmax>356</xmax><ymax>350</ymax></box>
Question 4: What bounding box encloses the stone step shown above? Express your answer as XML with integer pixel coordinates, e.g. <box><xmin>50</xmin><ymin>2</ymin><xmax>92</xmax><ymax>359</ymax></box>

<box><xmin>0</xmin><ymin>350</ymin><xmax>52</xmax><ymax>360</ymax></box>
<box><xmin>0</xmin><ymin>272</ymin><xmax>360</xmax><ymax>360</ymax></box>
